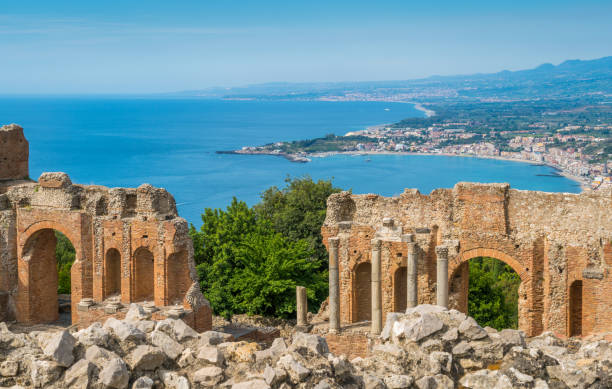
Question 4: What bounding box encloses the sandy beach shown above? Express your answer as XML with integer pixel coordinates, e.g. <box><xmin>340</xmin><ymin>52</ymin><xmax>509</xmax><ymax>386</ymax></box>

<box><xmin>307</xmin><ymin>150</ymin><xmax>589</xmax><ymax>192</ymax></box>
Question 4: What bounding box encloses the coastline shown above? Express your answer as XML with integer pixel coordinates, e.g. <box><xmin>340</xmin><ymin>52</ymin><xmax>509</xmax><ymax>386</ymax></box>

<box><xmin>307</xmin><ymin>150</ymin><xmax>589</xmax><ymax>192</ymax></box>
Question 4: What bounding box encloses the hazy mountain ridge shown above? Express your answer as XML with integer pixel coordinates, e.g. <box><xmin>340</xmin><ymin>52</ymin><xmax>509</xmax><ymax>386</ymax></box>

<box><xmin>174</xmin><ymin>56</ymin><xmax>612</xmax><ymax>102</ymax></box>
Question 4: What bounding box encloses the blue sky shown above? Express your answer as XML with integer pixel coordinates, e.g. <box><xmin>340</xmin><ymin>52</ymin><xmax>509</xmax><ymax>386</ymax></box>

<box><xmin>1</xmin><ymin>0</ymin><xmax>611</xmax><ymax>94</ymax></box>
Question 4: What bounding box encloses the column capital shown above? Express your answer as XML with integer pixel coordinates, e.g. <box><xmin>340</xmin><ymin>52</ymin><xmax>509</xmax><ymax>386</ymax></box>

<box><xmin>406</xmin><ymin>242</ymin><xmax>418</xmax><ymax>254</ymax></box>
<box><xmin>435</xmin><ymin>245</ymin><xmax>449</xmax><ymax>259</ymax></box>
<box><xmin>328</xmin><ymin>236</ymin><xmax>340</xmax><ymax>247</ymax></box>
<box><xmin>401</xmin><ymin>233</ymin><xmax>415</xmax><ymax>243</ymax></box>
<box><xmin>371</xmin><ymin>238</ymin><xmax>382</xmax><ymax>249</ymax></box>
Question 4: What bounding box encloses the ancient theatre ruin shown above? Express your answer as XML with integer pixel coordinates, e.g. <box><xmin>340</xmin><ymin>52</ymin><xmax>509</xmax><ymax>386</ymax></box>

<box><xmin>321</xmin><ymin>184</ymin><xmax>612</xmax><ymax>338</ymax></box>
<box><xmin>0</xmin><ymin>124</ymin><xmax>211</xmax><ymax>330</ymax></box>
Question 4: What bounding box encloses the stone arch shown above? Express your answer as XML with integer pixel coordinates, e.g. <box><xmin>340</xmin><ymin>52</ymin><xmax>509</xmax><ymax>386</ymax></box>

<box><xmin>104</xmin><ymin>248</ymin><xmax>121</xmax><ymax>298</ymax></box>
<box><xmin>17</xmin><ymin>228</ymin><xmax>78</xmax><ymax>324</ymax></box>
<box><xmin>393</xmin><ymin>266</ymin><xmax>407</xmax><ymax>313</ymax></box>
<box><xmin>353</xmin><ymin>261</ymin><xmax>371</xmax><ymax>322</ymax></box>
<box><xmin>166</xmin><ymin>250</ymin><xmax>191</xmax><ymax>304</ymax></box>
<box><xmin>450</xmin><ymin>247</ymin><xmax>532</xmax><ymax>334</ymax></box>
<box><xmin>569</xmin><ymin>280</ymin><xmax>583</xmax><ymax>337</ymax></box>
<box><xmin>133</xmin><ymin>247</ymin><xmax>154</xmax><ymax>302</ymax></box>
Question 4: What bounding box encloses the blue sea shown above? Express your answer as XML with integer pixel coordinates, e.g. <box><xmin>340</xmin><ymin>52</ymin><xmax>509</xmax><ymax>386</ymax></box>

<box><xmin>0</xmin><ymin>97</ymin><xmax>581</xmax><ymax>225</ymax></box>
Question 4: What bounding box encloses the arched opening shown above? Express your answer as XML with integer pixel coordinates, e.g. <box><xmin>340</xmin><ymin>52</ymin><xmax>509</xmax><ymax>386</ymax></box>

<box><xmin>167</xmin><ymin>251</ymin><xmax>190</xmax><ymax>304</ymax></box>
<box><xmin>569</xmin><ymin>280</ymin><xmax>583</xmax><ymax>337</ymax></box>
<box><xmin>104</xmin><ymin>248</ymin><xmax>122</xmax><ymax>298</ymax></box>
<box><xmin>451</xmin><ymin>257</ymin><xmax>521</xmax><ymax>330</ymax></box>
<box><xmin>133</xmin><ymin>247</ymin><xmax>154</xmax><ymax>302</ymax></box>
<box><xmin>20</xmin><ymin>229</ymin><xmax>75</xmax><ymax>325</ymax></box>
<box><xmin>354</xmin><ymin>262</ymin><xmax>371</xmax><ymax>322</ymax></box>
<box><xmin>394</xmin><ymin>266</ymin><xmax>407</xmax><ymax>312</ymax></box>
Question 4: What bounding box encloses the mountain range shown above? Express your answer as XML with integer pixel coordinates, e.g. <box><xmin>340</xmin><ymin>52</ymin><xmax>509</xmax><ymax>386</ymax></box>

<box><xmin>173</xmin><ymin>56</ymin><xmax>612</xmax><ymax>102</ymax></box>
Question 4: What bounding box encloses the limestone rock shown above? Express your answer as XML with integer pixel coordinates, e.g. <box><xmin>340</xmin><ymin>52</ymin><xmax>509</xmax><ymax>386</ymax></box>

<box><xmin>156</xmin><ymin>318</ymin><xmax>198</xmax><ymax>342</ymax></box>
<box><xmin>459</xmin><ymin>369</ymin><xmax>513</xmax><ymax>389</ymax></box>
<box><xmin>255</xmin><ymin>338</ymin><xmax>287</xmax><ymax>363</ymax></box>
<box><xmin>177</xmin><ymin>348</ymin><xmax>196</xmax><ymax>368</ymax></box>
<box><xmin>193</xmin><ymin>366</ymin><xmax>224</xmax><ymax>387</ymax></box>
<box><xmin>0</xmin><ymin>360</ymin><xmax>19</xmax><ymax>377</ymax></box>
<box><xmin>134</xmin><ymin>320</ymin><xmax>156</xmax><ymax>334</ymax></box>
<box><xmin>74</xmin><ymin>322</ymin><xmax>111</xmax><ymax>347</ymax></box>
<box><xmin>384</xmin><ymin>374</ymin><xmax>414</xmax><ymax>388</ymax></box>
<box><xmin>458</xmin><ymin>317</ymin><xmax>488</xmax><ymax>340</ymax></box>
<box><xmin>98</xmin><ymin>358</ymin><xmax>129</xmax><ymax>389</ymax></box>
<box><xmin>290</xmin><ymin>332</ymin><xmax>329</xmax><ymax>356</ymax></box>
<box><xmin>64</xmin><ymin>359</ymin><xmax>94</xmax><ymax>389</ymax></box>
<box><xmin>104</xmin><ymin>317</ymin><xmax>146</xmax><ymax>343</ymax></box>
<box><xmin>231</xmin><ymin>380</ymin><xmax>271</xmax><ymax>389</ymax></box>
<box><xmin>197</xmin><ymin>346</ymin><xmax>225</xmax><ymax>366</ymax></box>
<box><xmin>85</xmin><ymin>344</ymin><xmax>120</xmax><ymax>367</ymax></box>
<box><xmin>263</xmin><ymin>364</ymin><xmax>287</xmax><ymax>386</ymax></box>
<box><xmin>40</xmin><ymin>329</ymin><xmax>76</xmax><ymax>367</ymax></box>
<box><xmin>151</xmin><ymin>329</ymin><xmax>184</xmax><ymax>359</ymax></box>
<box><xmin>160</xmin><ymin>370</ymin><xmax>190</xmax><ymax>389</ymax></box>
<box><xmin>277</xmin><ymin>354</ymin><xmax>310</xmax><ymax>382</ymax></box>
<box><xmin>198</xmin><ymin>330</ymin><xmax>233</xmax><ymax>347</ymax></box>
<box><xmin>132</xmin><ymin>376</ymin><xmax>155</xmax><ymax>389</ymax></box>
<box><xmin>128</xmin><ymin>345</ymin><xmax>167</xmax><ymax>371</ymax></box>
<box><xmin>30</xmin><ymin>359</ymin><xmax>63</xmax><ymax>388</ymax></box>
<box><xmin>125</xmin><ymin>303</ymin><xmax>151</xmax><ymax>322</ymax></box>
<box><xmin>393</xmin><ymin>313</ymin><xmax>444</xmax><ymax>342</ymax></box>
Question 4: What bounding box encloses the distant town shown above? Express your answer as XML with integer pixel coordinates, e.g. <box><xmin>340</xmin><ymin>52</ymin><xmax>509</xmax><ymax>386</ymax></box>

<box><xmin>223</xmin><ymin>106</ymin><xmax>612</xmax><ymax>191</ymax></box>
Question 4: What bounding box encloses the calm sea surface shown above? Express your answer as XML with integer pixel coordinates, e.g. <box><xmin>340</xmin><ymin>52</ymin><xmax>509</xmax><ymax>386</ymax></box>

<box><xmin>0</xmin><ymin>97</ymin><xmax>580</xmax><ymax>225</ymax></box>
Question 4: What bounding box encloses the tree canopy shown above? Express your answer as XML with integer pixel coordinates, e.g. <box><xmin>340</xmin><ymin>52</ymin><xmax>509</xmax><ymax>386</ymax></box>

<box><xmin>468</xmin><ymin>257</ymin><xmax>521</xmax><ymax>330</ymax></box>
<box><xmin>191</xmin><ymin>176</ymin><xmax>338</xmax><ymax>318</ymax></box>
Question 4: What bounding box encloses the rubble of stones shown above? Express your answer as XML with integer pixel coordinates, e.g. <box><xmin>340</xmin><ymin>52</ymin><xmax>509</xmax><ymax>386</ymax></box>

<box><xmin>0</xmin><ymin>304</ymin><xmax>610</xmax><ymax>389</ymax></box>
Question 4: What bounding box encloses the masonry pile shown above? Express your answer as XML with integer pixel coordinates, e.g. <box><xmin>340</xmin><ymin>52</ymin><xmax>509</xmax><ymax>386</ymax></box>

<box><xmin>0</xmin><ymin>303</ymin><xmax>610</xmax><ymax>388</ymax></box>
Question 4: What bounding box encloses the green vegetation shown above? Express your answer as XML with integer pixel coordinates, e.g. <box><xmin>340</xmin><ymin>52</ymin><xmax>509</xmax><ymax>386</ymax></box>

<box><xmin>55</xmin><ymin>231</ymin><xmax>75</xmax><ymax>294</ymax></box>
<box><xmin>468</xmin><ymin>257</ymin><xmax>521</xmax><ymax>330</ymax></box>
<box><xmin>191</xmin><ymin>176</ymin><xmax>340</xmax><ymax>319</ymax></box>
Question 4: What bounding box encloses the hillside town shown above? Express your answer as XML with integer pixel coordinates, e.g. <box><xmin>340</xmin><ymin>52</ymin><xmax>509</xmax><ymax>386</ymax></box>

<box><xmin>345</xmin><ymin>122</ymin><xmax>611</xmax><ymax>190</ymax></box>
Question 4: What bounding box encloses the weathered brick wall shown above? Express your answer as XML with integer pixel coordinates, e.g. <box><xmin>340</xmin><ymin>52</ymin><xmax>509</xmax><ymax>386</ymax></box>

<box><xmin>325</xmin><ymin>332</ymin><xmax>371</xmax><ymax>360</ymax></box>
<box><xmin>0</xmin><ymin>126</ymin><xmax>213</xmax><ymax>332</ymax></box>
<box><xmin>0</xmin><ymin>124</ymin><xmax>28</xmax><ymax>181</ymax></box>
<box><xmin>322</xmin><ymin>183</ymin><xmax>612</xmax><ymax>338</ymax></box>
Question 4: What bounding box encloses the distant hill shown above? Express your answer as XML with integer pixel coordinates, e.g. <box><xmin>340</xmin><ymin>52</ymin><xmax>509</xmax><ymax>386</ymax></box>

<box><xmin>172</xmin><ymin>56</ymin><xmax>612</xmax><ymax>102</ymax></box>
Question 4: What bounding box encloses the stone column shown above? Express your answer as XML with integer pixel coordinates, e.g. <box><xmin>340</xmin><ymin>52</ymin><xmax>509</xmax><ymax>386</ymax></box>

<box><xmin>436</xmin><ymin>246</ymin><xmax>449</xmax><ymax>308</ymax></box>
<box><xmin>371</xmin><ymin>239</ymin><xmax>382</xmax><ymax>335</ymax></box>
<box><xmin>296</xmin><ymin>286</ymin><xmax>307</xmax><ymax>326</ymax></box>
<box><xmin>403</xmin><ymin>234</ymin><xmax>418</xmax><ymax>308</ymax></box>
<box><xmin>328</xmin><ymin>237</ymin><xmax>340</xmax><ymax>333</ymax></box>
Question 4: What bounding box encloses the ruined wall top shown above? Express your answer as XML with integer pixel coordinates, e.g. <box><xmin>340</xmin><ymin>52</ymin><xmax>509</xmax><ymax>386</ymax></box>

<box><xmin>323</xmin><ymin>182</ymin><xmax>612</xmax><ymax>247</ymax></box>
<box><xmin>0</xmin><ymin>124</ymin><xmax>29</xmax><ymax>181</ymax></box>
<box><xmin>1</xmin><ymin>173</ymin><xmax>178</xmax><ymax>221</ymax></box>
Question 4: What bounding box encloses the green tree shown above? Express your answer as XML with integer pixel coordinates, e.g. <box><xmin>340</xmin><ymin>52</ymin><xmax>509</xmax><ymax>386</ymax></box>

<box><xmin>468</xmin><ymin>257</ymin><xmax>520</xmax><ymax>330</ymax></box>
<box><xmin>254</xmin><ymin>176</ymin><xmax>341</xmax><ymax>266</ymax></box>
<box><xmin>55</xmin><ymin>231</ymin><xmax>75</xmax><ymax>294</ymax></box>
<box><xmin>191</xmin><ymin>197</ymin><xmax>327</xmax><ymax>318</ymax></box>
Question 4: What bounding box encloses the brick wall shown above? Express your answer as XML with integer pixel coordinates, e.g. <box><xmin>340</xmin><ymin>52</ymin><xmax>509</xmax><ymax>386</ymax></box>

<box><xmin>322</xmin><ymin>183</ymin><xmax>612</xmax><ymax>338</ymax></box>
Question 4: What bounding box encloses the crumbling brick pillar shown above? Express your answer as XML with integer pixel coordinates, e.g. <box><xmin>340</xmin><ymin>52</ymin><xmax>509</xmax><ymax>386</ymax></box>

<box><xmin>436</xmin><ymin>246</ymin><xmax>449</xmax><ymax>308</ymax></box>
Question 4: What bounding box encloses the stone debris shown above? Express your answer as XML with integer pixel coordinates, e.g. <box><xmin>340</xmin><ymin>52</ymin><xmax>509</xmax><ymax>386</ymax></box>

<box><xmin>0</xmin><ymin>303</ymin><xmax>609</xmax><ymax>388</ymax></box>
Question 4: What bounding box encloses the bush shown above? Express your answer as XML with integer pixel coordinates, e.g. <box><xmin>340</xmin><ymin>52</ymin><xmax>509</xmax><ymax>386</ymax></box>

<box><xmin>55</xmin><ymin>231</ymin><xmax>75</xmax><ymax>294</ymax></box>
<box><xmin>468</xmin><ymin>257</ymin><xmax>520</xmax><ymax>330</ymax></box>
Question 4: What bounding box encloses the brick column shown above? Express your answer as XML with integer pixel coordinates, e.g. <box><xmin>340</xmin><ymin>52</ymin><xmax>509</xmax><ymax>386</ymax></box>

<box><xmin>436</xmin><ymin>246</ymin><xmax>449</xmax><ymax>308</ymax></box>
<box><xmin>403</xmin><ymin>234</ymin><xmax>418</xmax><ymax>308</ymax></box>
<box><xmin>328</xmin><ymin>237</ymin><xmax>340</xmax><ymax>333</ymax></box>
<box><xmin>371</xmin><ymin>239</ymin><xmax>382</xmax><ymax>335</ymax></box>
